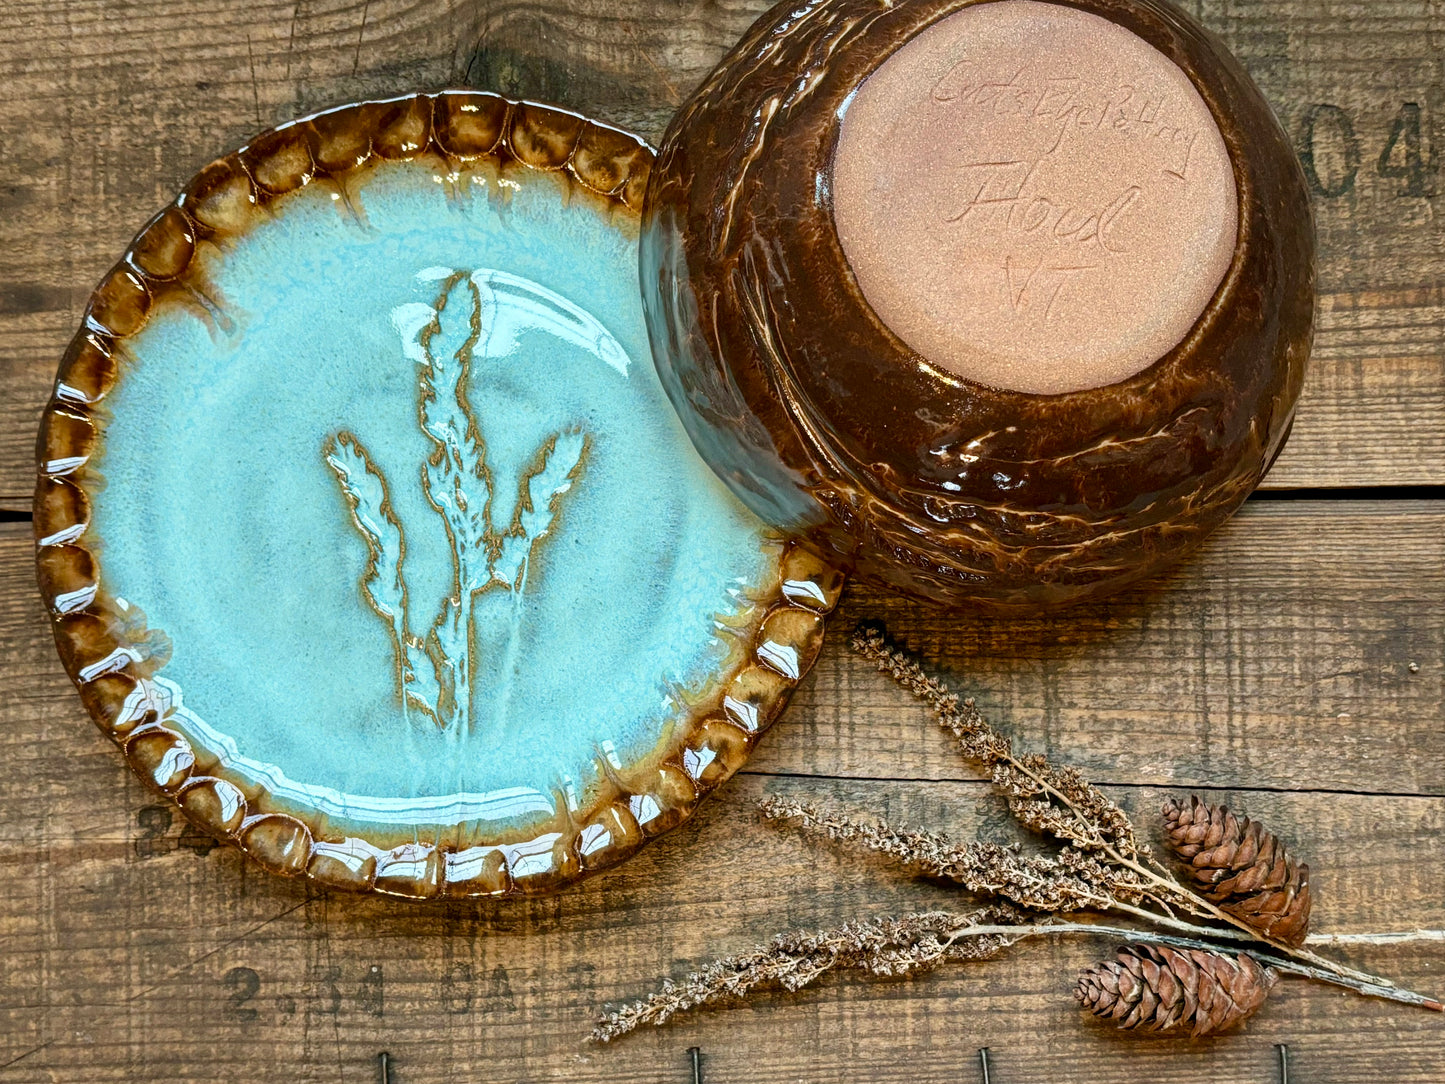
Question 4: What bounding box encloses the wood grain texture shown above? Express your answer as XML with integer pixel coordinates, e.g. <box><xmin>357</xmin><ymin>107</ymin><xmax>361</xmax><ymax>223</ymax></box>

<box><xmin>5</xmin><ymin>502</ymin><xmax>1441</xmax><ymax>799</ymax></box>
<box><xmin>0</xmin><ymin>0</ymin><xmax>1442</xmax><ymax>1080</ymax></box>
<box><xmin>1</xmin><ymin>773</ymin><xmax>1442</xmax><ymax>1084</ymax></box>
<box><xmin>776</xmin><ymin>500</ymin><xmax>1445</xmax><ymax>797</ymax></box>
<box><xmin>0</xmin><ymin>0</ymin><xmax>1442</xmax><ymax>509</ymax></box>
<box><xmin>1</xmin><ymin>500</ymin><xmax>1442</xmax><ymax>1081</ymax></box>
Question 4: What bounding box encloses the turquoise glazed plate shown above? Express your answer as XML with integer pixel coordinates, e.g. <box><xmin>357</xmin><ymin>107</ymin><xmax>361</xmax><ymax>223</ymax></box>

<box><xmin>35</xmin><ymin>92</ymin><xmax>842</xmax><ymax>898</ymax></box>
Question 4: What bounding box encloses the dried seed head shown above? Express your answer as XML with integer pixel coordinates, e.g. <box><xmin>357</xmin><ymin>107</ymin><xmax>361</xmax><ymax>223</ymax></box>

<box><xmin>1162</xmin><ymin>796</ymin><xmax>1312</xmax><ymax>947</ymax></box>
<box><xmin>1076</xmin><ymin>944</ymin><xmax>1278</xmax><ymax>1037</ymax></box>
<box><xmin>758</xmin><ymin>796</ymin><xmax>1157</xmax><ymax>915</ymax></box>
<box><xmin>849</xmin><ymin>624</ymin><xmax>1141</xmax><ymax>858</ymax></box>
<box><xmin>591</xmin><ymin>908</ymin><xmax>1019</xmax><ymax>1042</ymax></box>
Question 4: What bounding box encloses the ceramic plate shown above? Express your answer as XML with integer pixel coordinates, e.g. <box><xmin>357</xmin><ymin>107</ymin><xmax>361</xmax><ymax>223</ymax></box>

<box><xmin>35</xmin><ymin>92</ymin><xmax>842</xmax><ymax>897</ymax></box>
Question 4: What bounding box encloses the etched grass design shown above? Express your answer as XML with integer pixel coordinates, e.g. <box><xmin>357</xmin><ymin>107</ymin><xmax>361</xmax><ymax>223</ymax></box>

<box><xmin>322</xmin><ymin>432</ymin><xmax>439</xmax><ymax>721</ymax></box>
<box><xmin>494</xmin><ymin>430</ymin><xmax>588</xmax><ymax>590</ymax></box>
<box><xmin>324</xmin><ymin>270</ymin><xmax>589</xmax><ymax>732</ymax></box>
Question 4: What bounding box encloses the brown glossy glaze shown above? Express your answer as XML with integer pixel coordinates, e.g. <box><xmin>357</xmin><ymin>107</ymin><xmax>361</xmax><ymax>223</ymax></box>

<box><xmin>642</xmin><ymin>0</ymin><xmax>1315</xmax><ymax>610</ymax></box>
<box><xmin>35</xmin><ymin>91</ymin><xmax>845</xmax><ymax>898</ymax></box>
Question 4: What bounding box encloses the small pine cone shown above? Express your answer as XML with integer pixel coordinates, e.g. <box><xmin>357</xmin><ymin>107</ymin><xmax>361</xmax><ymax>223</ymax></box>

<box><xmin>1076</xmin><ymin>944</ymin><xmax>1278</xmax><ymax>1038</ymax></box>
<box><xmin>1161</xmin><ymin>796</ymin><xmax>1312</xmax><ymax>947</ymax></box>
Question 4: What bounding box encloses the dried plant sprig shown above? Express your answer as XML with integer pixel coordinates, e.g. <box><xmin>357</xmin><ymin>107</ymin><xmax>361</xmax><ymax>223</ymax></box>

<box><xmin>592</xmin><ymin>907</ymin><xmax>1024</xmax><ymax>1043</ymax></box>
<box><xmin>593</xmin><ymin>626</ymin><xmax>1441</xmax><ymax>1044</ymax></box>
<box><xmin>758</xmin><ymin>796</ymin><xmax>1157</xmax><ymax>915</ymax></box>
<box><xmin>593</xmin><ymin>914</ymin><xmax>1437</xmax><ymax>1043</ymax></box>
<box><xmin>847</xmin><ymin>625</ymin><xmax>1443</xmax><ymax>998</ymax></box>
<box><xmin>851</xmin><ymin>625</ymin><xmax>1387</xmax><ymax>972</ymax></box>
<box><xmin>851</xmin><ymin>623</ymin><xmax>1143</xmax><ymax>862</ymax></box>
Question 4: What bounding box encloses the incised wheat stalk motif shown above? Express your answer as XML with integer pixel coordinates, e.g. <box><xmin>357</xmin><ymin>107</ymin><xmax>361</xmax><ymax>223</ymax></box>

<box><xmin>324</xmin><ymin>270</ymin><xmax>587</xmax><ymax>732</ymax></box>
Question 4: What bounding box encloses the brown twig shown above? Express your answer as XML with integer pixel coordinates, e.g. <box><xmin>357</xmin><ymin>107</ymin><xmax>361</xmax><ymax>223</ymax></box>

<box><xmin>848</xmin><ymin>624</ymin><xmax>1416</xmax><ymax>992</ymax></box>
<box><xmin>590</xmin><ymin>623</ymin><xmax>1441</xmax><ymax>1043</ymax></box>
<box><xmin>592</xmin><ymin>914</ymin><xmax>1440</xmax><ymax>1041</ymax></box>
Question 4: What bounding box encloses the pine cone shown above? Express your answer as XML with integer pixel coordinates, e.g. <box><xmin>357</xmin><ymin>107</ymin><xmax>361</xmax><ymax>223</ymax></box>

<box><xmin>1161</xmin><ymin>796</ymin><xmax>1312</xmax><ymax>947</ymax></box>
<box><xmin>1076</xmin><ymin>944</ymin><xmax>1278</xmax><ymax>1037</ymax></box>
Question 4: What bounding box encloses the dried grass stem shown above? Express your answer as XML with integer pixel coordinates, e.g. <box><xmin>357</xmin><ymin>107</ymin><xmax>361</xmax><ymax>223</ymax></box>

<box><xmin>591</xmin><ymin>623</ymin><xmax>1441</xmax><ymax>1042</ymax></box>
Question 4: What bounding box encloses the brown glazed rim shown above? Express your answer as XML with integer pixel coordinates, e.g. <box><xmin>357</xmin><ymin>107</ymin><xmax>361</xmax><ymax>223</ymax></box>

<box><xmin>34</xmin><ymin>90</ymin><xmax>845</xmax><ymax>899</ymax></box>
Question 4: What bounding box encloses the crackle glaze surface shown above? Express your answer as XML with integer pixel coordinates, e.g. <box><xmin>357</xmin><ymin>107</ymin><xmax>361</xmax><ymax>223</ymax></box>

<box><xmin>644</xmin><ymin>0</ymin><xmax>1315</xmax><ymax>610</ymax></box>
<box><xmin>35</xmin><ymin>92</ymin><xmax>842</xmax><ymax>897</ymax></box>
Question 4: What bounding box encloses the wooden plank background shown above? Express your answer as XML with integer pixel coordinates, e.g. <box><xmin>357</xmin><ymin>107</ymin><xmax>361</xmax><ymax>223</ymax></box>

<box><xmin>0</xmin><ymin>1</ymin><xmax>1441</xmax><ymax>1081</ymax></box>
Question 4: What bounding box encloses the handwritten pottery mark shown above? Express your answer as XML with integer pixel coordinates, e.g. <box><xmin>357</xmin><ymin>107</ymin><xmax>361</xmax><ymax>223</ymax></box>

<box><xmin>323</xmin><ymin>269</ymin><xmax>594</xmax><ymax>733</ymax></box>
<box><xmin>930</xmin><ymin>64</ymin><xmax>1198</xmax><ymax>322</ymax></box>
<box><xmin>947</xmin><ymin>159</ymin><xmax>1141</xmax><ymax>252</ymax></box>
<box><xmin>931</xmin><ymin>65</ymin><xmax>1201</xmax><ymax>175</ymax></box>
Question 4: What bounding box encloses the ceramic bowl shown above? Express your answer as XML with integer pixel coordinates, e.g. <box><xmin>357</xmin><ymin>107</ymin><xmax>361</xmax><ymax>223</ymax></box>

<box><xmin>35</xmin><ymin>91</ymin><xmax>842</xmax><ymax>897</ymax></box>
<box><xmin>642</xmin><ymin>0</ymin><xmax>1315</xmax><ymax>611</ymax></box>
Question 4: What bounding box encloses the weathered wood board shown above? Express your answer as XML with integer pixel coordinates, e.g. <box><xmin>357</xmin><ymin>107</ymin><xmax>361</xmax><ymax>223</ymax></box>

<box><xmin>0</xmin><ymin>0</ymin><xmax>1442</xmax><ymax>510</ymax></box>
<box><xmin>0</xmin><ymin>0</ymin><xmax>1441</xmax><ymax>1081</ymax></box>
<box><xmin>1</xmin><ymin>499</ymin><xmax>1443</xmax><ymax>1081</ymax></box>
<box><xmin>4</xmin><ymin>502</ymin><xmax>1442</xmax><ymax>799</ymax></box>
<box><xmin>1</xmin><ymin>775</ymin><xmax>1442</xmax><ymax>1084</ymax></box>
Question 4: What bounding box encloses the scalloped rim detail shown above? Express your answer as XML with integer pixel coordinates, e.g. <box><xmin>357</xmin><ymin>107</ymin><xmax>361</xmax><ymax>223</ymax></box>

<box><xmin>34</xmin><ymin>90</ymin><xmax>846</xmax><ymax>899</ymax></box>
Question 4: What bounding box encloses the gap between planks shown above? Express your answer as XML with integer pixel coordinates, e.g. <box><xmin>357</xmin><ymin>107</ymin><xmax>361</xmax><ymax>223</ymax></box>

<box><xmin>738</xmin><ymin>769</ymin><xmax>1445</xmax><ymax>803</ymax></box>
